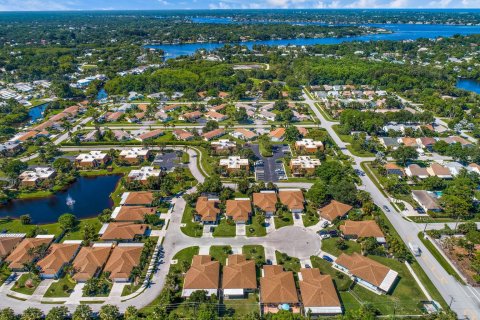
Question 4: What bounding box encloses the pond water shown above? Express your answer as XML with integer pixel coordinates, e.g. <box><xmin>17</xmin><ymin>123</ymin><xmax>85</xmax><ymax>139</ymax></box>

<box><xmin>28</xmin><ymin>103</ymin><xmax>48</xmax><ymax>122</ymax></box>
<box><xmin>96</xmin><ymin>88</ymin><xmax>108</xmax><ymax>101</ymax></box>
<box><xmin>147</xmin><ymin>24</ymin><xmax>480</xmax><ymax>59</ymax></box>
<box><xmin>456</xmin><ymin>79</ymin><xmax>480</xmax><ymax>94</ymax></box>
<box><xmin>0</xmin><ymin>175</ymin><xmax>121</xmax><ymax>224</ymax></box>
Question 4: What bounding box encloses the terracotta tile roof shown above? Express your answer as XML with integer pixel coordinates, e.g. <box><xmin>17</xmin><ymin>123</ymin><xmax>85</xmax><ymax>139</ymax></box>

<box><xmin>206</xmin><ymin>110</ymin><xmax>227</xmax><ymax>120</ymax></box>
<box><xmin>163</xmin><ymin>104</ymin><xmax>180</xmax><ymax>112</ymax></box>
<box><xmin>202</xmin><ymin>128</ymin><xmax>225</xmax><ymax>141</ymax></box>
<box><xmin>319</xmin><ymin>200</ymin><xmax>352</xmax><ymax>221</ymax></box>
<box><xmin>0</xmin><ymin>237</ymin><xmax>24</xmax><ymax>258</ymax></box>
<box><xmin>340</xmin><ymin>220</ymin><xmax>385</xmax><ymax>238</ymax></box>
<box><xmin>297</xmin><ymin>127</ymin><xmax>309</xmax><ymax>136</ymax></box>
<box><xmin>335</xmin><ymin>253</ymin><xmax>391</xmax><ymax>287</ymax></box>
<box><xmin>37</xmin><ymin>243</ymin><xmax>80</xmax><ymax>275</ymax></box>
<box><xmin>427</xmin><ymin>163</ymin><xmax>451</xmax><ymax>176</ymax></box>
<box><xmin>260</xmin><ymin>265</ymin><xmax>298</xmax><ymax>304</ymax></box>
<box><xmin>195</xmin><ymin>197</ymin><xmax>221</xmax><ymax>222</ymax></box>
<box><xmin>137</xmin><ymin>104</ymin><xmax>149</xmax><ymax>112</ymax></box>
<box><xmin>137</xmin><ymin>129</ymin><xmax>164</xmax><ymax>141</ymax></box>
<box><xmin>234</xmin><ymin>129</ymin><xmax>257</xmax><ymax>139</ymax></box>
<box><xmin>226</xmin><ymin>199</ymin><xmax>252</xmax><ymax>222</ymax></box>
<box><xmin>106</xmin><ymin>112</ymin><xmax>124</xmax><ymax>121</ymax></box>
<box><xmin>181</xmin><ymin>111</ymin><xmax>202</xmax><ymax>120</ymax></box>
<box><xmin>114</xmin><ymin>206</ymin><xmax>156</xmax><ymax>221</ymax></box>
<box><xmin>173</xmin><ymin>129</ymin><xmax>194</xmax><ymax>141</ymax></box>
<box><xmin>18</xmin><ymin>131</ymin><xmax>39</xmax><ymax>142</ymax></box>
<box><xmin>299</xmin><ymin>268</ymin><xmax>340</xmax><ymax>308</ymax></box>
<box><xmin>72</xmin><ymin>246</ymin><xmax>112</xmax><ymax>281</ymax></box>
<box><xmin>222</xmin><ymin>255</ymin><xmax>257</xmax><ymax>289</ymax></box>
<box><xmin>123</xmin><ymin>192</ymin><xmax>154</xmax><ymax>205</ymax></box>
<box><xmin>104</xmin><ymin>245</ymin><xmax>143</xmax><ymax>280</ymax></box>
<box><xmin>6</xmin><ymin>237</ymin><xmax>53</xmax><ymax>269</ymax></box>
<box><xmin>252</xmin><ymin>192</ymin><xmax>277</xmax><ymax>213</ymax></box>
<box><xmin>100</xmin><ymin>222</ymin><xmax>148</xmax><ymax>240</ymax></box>
<box><xmin>184</xmin><ymin>255</ymin><xmax>220</xmax><ymax>290</ymax></box>
<box><xmin>384</xmin><ymin>163</ymin><xmax>403</xmax><ymax>171</ymax></box>
<box><xmin>401</xmin><ymin>137</ymin><xmax>418</xmax><ymax>147</ymax></box>
<box><xmin>407</xmin><ymin>164</ymin><xmax>429</xmax><ymax>177</ymax></box>
<box><xmin>278</xmin><ymin>190</ymin><xmax>304</xmax><ymax>211</ymax></box>
<box><xmin>269</xmin><ymin>128</ymin><xmax>286</xmax><ymax>139</ymax></box>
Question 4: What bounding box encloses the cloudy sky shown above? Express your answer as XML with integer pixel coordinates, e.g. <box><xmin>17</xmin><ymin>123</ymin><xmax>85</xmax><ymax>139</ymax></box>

<box><xmin>1</xmin><ymin>0</ymin><xmax>479</xmax><ymax>11</ymax></box>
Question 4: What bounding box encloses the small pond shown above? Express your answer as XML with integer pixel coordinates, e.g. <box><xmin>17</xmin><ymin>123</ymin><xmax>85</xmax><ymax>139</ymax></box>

<box><xmin>0</xmin><ymin>175</ymin><xmax>121</xmax><ymax>224</ymax></box>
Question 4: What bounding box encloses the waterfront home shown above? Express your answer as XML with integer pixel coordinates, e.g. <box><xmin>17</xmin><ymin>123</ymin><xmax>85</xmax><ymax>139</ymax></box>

<box><xmin>226</xmin><ymin>199</ymin><xmax>252</xmax><ymax>224</ymax></box>
<box><xmin>318</xmin><ymin>200</ymin><xmax>352</xmax><ymax>222</ymax></box>
<box><xmin>269</xmin><ymin>128</ymin><xmax>286</xmax><ymax>142</ymax></box>
<box><xmin>75</xmin><ymin>151</ymin><xmax>110</xmax><ymax>168</ymax></box>
<box><xmin>111</xmin><ymin>206</ymin><xmax>156</xmax><ymax>222</ymax></box>
<box><xmin>412</xmin><ymin>190</ymin><xmax>442</xmax><ymax>212</ymax></box>
<box><xmin>99</xmin><ymin>222</ymin><xmax>149</xmax><ymax>241</ymax></box>
<box><xmin>5</xmin><ymin>235</ymin><xmax>54</xmax><ymax>270</ymax></box>
<box><xmin>37</xmin><ymin>241</ymin><xmax>81</xmax><ymax>279</ymax></box>
<box><xmin>333</xmin><ymin>253</ymin><xmax>398</xmax><ymax>294</ymax></box>
<box><xmin>19</xmin><ymin>167</ymin><xmax>56</xmax><ymax>187</ymax></box>
<box><xmin>295</xmin><ymin>139</ymin><xmax>324</xmax><ymax>153</ymax></box>
<box><xmin>231</xmin><ymin>128</ymin><xmax>257</xmax><ymax>141</ymax></box>
<box><xmin>120</xmin><ymin>192</ymin><xmax>154</xmax><ymax>206</ymax></box>
<box><xmin>127</xmin><ymin>167</ymin><xmax>161</xmax><ymax>184</ymax></box>
<box><xmin>195</xmin><ymin>196</ymin><xmax>221</xmax><ymax>224</ymax></box>
<box><xmin>260</xmin><ymin>265</ymin><xmax>300</xmax><ymax>314</ymax></box>
<box><xmin>72</xmin><ymin>243</ymin><xmax>113</xmax><ymax>282</ymax></box>
<box><xmin>135</xmin><ymin>129</ymin><xmax>164</xmax><ymax>142</ymax></box>
<box><xmin>104</xmin><ymin>243</ymin><xmax>144</xmax><ymax>282</ymax></box>
<box><xmin>119</xmin><ymin>148</ymin><xmax>151</xmax><ymax>164</ymax></box>
<box><xmin>0</xmin><ymin>234</ymin><xmax>25</xmax><ymax>260</ymax></box>
<box><xmin>173</xmin><ymin>129</ymin><xmax>194</xmax><ymax>141</ymax></box>
<box><xmin>340</xmin><ymin>220</ymin><xmax>386</xmax><ymax>244</ymax></box>
<box><xmin>182</xmin><ymin>255</ymin><xmax>220</xmax><ymax>297</ymax></box>
<box><xmin>299</xmin><ymin>268</ymin><xmax>342</xmax><ymax>316</ymax></box>
<box><xmin>252</xmin><ymin>191</ymin><xmax>277</xmax><ymax>217</ymax></box>
<box><xmin>202</xmin><ymin>128</ymin><xmax>226</xmax><ymax>141</ymax></box>
<box><xmin>219</xmin><ymin>156</ymin><xmax>249</xmax><ymax>173</ymax></box>
<box><xmin>222</xmin><ymin>255</ymin><xmax>257</xmax><ymax>299</ymax></box>
<box><xmin>278</xmin><ymin>189</ymin><xmax>304</xmax><ymax>213</ymax></box>
<box><xmin>289</xmin><ymin>156</ymin><xmax>321</xmax><ymax>176</ymax></box>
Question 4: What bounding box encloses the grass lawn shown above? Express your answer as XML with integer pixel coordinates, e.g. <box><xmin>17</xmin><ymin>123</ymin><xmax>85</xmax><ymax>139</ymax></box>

<box><xmin>222</xmin><ymin>293</ymin><xmax>259</xmax><ymax>317</ymax></box>
<box><xmin>310</xmin><ymin>256</ymin><xmax>353</xmax><ymax>291</ymax></box>
<box><xmin>275</xmin><ymin>251</ymin><xmax>300</xmax><ymax>272</ymax></box>
<box><xmin>274</xmin><ymin>212</ymin><xmax>293</xmax><ymax>229</ymax></box>
<box><xmin>302</xmin><ymin>211</ymin><xmax>320</xmax><ymax>228</ymax></box>
<box><xmin>321</xmin><ymin>238</ymin><xmax>362</xmax><ymax>257</ymax></box>
<box><xmin>209</xmin><ymin>246</ymin><xmax>233</xmax><ymax>265</ymax></box>
<box><xmin>242</xmin><ymin>245</ymin><xmax>266</xmax><ymax>265</ymax></box>
<box><xmin>12</xmin><ymin>274</ymin><xmax>41</xmax><ymax>295</ymax></box>
<box><xmin>0</xmin><ymin>265</ymin><xmax>11</xmax><ymax>285</ymax></box>
<box><xmin>346</xmin><ymin>145</ymin><xmax>376</xmax><ymax>157</ymax></box>
<box><xmin>62</xmin><ymin>218</ymin><xmax>102</xmax><ymax>241</ymax></box>
<box><xmin>212</xmin><ymin>218</ymin><xmax>236</xmax><ymax>237</ymax></box>
<box><xmin>17</xmin><ymin>190</ymin><xmax>53</xmax><ymax>199</ymax></box>
<box><xmin>171</xmin><ymin>246</ymin><xmax>199</xmax><ymax>274</ymax></box>
<box><xmin>0</xmin><ymin>219</ymin><xmax>63</xmax><ymax>237</ymax></box>
<box><xmin>180</xmin><ymin>205</ymin><xmax>203</xmax><ymax>238</ymax></box>
<box><xmin>44</xmin><ymin>276</ymin><xmax>76</xmax><ymax>298</ymax></box>
<box><xmin>246</xmin><ymin>216</ymin><xmax>267</xmax><ymax>237</ymax></box>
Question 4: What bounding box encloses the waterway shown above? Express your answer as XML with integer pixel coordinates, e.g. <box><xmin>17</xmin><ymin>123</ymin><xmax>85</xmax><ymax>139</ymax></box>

<box><xmin>456</xmin><ymin>78</ymin><xmax>480</xmax><ymax>94</ymax></box>
<box><xmin>0</xmin><ymin>175</ymin><xmax>121</xmax><ymax>224</ymax></box>
<box><xmin>147</xmin><ymin>24</ymin><xmax>480</xmax><ymax>58</ymax></box>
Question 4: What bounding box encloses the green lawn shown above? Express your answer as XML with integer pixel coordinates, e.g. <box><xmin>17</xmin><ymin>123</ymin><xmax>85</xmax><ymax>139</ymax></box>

<box><xmin>274</xmin><ymin>212</ymin><xmax>293</xmax><ymax>229</ymax></box>
<box><xmin>17</xmin><ymin>190</ymin><xmax>53</xmax><ymax>199</ymax></box>
<box><xmin>246</xmin><ymin>216</ymin><xmax>267</xmax><ymax>237</ymax></box>
<box><xmin>242</xmin><ymin>245</ymin><xmax>266</xmax><ymax>265</ymax></box>
<box><xmin>180</xmin><ymin>205</ymin><xmax>203</xmax><ymax>238</ymax></box>
<box><xmin>212</xmin><ymin>218</ymin><xmax>236</xmax><ymax>237</ymax></box>
<box><xmin>171</xmin><ymin>246</ymin><xmax>199</xmax><ymax>274</ymax></box>
<box><xmin>12</xmin><ymin>274</ymin><xmax>41</xmax><ymax>295</ymax></box>
<box><xmin>222</xmin><ymin>293</ymin><xmax>259</xmax><ymax>317</ymax></box>
<box><xmin>275</xmin><ymin>251</ymin><xmax>300</xmax><ymax>272</ymax></box>
<box><xmin>44</xmin><ymin>276</ymin><xmax>76</xmax><ymax>298</ymax></box>
<box><xmin>209</xmin><ymin>246</ymin><xmax>233</xmax><ymax>265</ymax></box>
<box><xmin>310</xmin><ymin>256</ymin><xmax>353</xmax><ymax>292</ymax></box>
<box><xmin>0</xmin><ymin>219</ymin><xmax>63</xmax><ymax>237</ymax></box>
<box><xmin>0</xmin><ymin>265</ymin><xmax>11</xmax><ymax>286</ymax></box>
<box><xmin>302</xmin><ymin>211</ymin><xmax>320</xmax><ymax>228</ymax></box>
<box><xmin>62</xmin><ymin>218</ymin><xmax>102</xmax><ymax>241</ymax></box>
<box><xmin>321</xmin><ymin>238</ymin><xmax>362</xmax><ymax>257</ymax></box>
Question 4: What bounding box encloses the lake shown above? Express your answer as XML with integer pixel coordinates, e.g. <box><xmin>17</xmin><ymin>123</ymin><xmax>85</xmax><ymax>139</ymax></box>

<box><xmin>456</xmin><ymin>79</ymin><xmax>480</xmax><ymax>94</ymax></box>
<box><xmin>0</xmin><ymin>175</ymin><xmax>121</xmax><ymax>224</ymax></box>
<box><xmin>147</xmin><ymin>24</ymin><xmax>480</xmax><ymax>58</ymax></box>
<box><xmin>28</xmin><ymin>103</ymin><xmax>48</xmax><ymax>122</ymax></box>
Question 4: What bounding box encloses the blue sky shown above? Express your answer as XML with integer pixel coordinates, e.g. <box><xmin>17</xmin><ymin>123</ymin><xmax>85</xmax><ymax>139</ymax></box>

<box><xmin>1</xmin><ymin>0</ymin><xmax>479</xmax><ymax>11</ymax></box>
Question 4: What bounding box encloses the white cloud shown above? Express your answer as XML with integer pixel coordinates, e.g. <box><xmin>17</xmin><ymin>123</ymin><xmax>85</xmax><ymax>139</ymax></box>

<box><xmin>0</xmin><ymin>0</ymin><xmax>78</xmax><ymax>11</ymax></box>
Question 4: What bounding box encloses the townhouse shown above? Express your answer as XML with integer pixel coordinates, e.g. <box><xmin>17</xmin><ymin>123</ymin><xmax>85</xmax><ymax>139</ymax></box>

<box><xmin>5</xmin><ymin>235</ymin><xmax>55</xmax><ymax>270</ymax></box>
<box><xmin>182</xmin><ymin>255</ymin><xmax>220</xmax><ymax>297</ymax></box>
<box><xmin>219</xmin><ymin>156</ymin><xmax>249</xmax><ymax>173</ymax></box>
<box><xmin>179</xmin><ymin>111</ymin><xmax>202</xmax><ymax>122</ymax></box>
<box><xmin>289</xmin><ymin>156</ymin><xmax>321</xmax><ymax>176</ymax></box>
<box><xmin>99</xmin><ymin>222</ymin><xmax>149</xmax><ymax>241</ymax></box>
<box><xmin>75</xmin><ymin>151</ymin><xmax>110</xmax><ymax>168</ymax></box>
<box><xmin>299</xmin><ymin>268</ymin><xmax>342</xmax><ymax>315</ymax></box>
<box><xmin>120</xmin><ymin>192</ymin><xmax>154</xmax><ymax>206</ymax></box>
<box><xmin>104</xmin><ymin>243</ymin><xmax>144</xmax><ymax>282</ymax></box>
<box><xmin>119</xmin><ymin>148</ymin><xmax>151</xmax><ymax>164</ymax></box>
<box><xmin>202</xmin><ymin>128</ymin><xmax>226</xmax><ymax>141</ymax></box>
<box><xmin>318</xmin><ymin>200</ymin><xmax>352</xmax><ymax>222</ymax></box>
<box><xmin>222</xmin><ymin>255</ymin><xmax>257</xmax><ymax>299</ymax></box>
<box><xmin>111</xmin><ymin>206</ymin><xmax>156</xmax><ymax>222</ymax></box>
<box><xmin>0</xmin><ymin>234</ymin><xmax>25</xmax><ymax>260</ymax></box>
<box><xmin>294</xmin><ymin>139</ymin><xmax>324</xmax><ymax>153</ymax></box>
<box><xmin>173</xmin><ymin>129</ymin><xmax>194</xmax><ymax>141</ymax></box>
<box><xmin>37</xmin><ymin>241</ymin><xmax>82</xmax><ymax>279</ymax></box>
<box><xmin>206</xmin><ymin>110</ymin><xmax>229</xmax><ymax>122</ymax></box>
<box><xmin>135</xmin><ymin>129</ymin><xmax>164</xmax><ymax>142</ymax></box>
<box><xmin>260</xmin><ymin>265</ymin><xmax>300</xmax><ymax>314</ymax></box>
<box><xmin>18</xmin><ymin>167</ymin><xmax>56</xmax><ymax>187</ymax></box>
<box><xmin>72</xmin><ymin>243</ymin><xmax>113</xmax><ymax>282</ymax></box>
<box><xmin>127</xmin><ymin>166</ymin><xmax>162</xmax><ymax>184</ymax></box>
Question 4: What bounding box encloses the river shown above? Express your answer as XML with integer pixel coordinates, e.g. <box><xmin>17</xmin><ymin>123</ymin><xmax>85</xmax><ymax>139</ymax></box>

<box><xmin>0</xmin><ymin>175</ymin><xmax>121</xmax><ymax>224</ymax></box>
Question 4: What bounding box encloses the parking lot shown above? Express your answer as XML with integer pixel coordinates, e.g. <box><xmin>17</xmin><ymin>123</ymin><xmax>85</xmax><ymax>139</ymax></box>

<box><xmin>152</xmin><ymin>150</ymin><xmax>185</xmax><ymax>171</ymax></box>
<box><xmin>250</xmin><ymin>144</ymin><xmax>290</xmax><ymax>182</ymax></box>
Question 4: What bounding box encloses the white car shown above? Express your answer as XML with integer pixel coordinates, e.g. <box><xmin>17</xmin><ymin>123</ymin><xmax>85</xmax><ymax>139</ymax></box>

<box><xmin>320</xmin><ymin>234</ymin><xmax>330</xmax><ymax>239</ymax></box>
<box><xmin>320</xmin><ymin>220</ymin><xmax>329</xmax><ymax>228</ymax></box>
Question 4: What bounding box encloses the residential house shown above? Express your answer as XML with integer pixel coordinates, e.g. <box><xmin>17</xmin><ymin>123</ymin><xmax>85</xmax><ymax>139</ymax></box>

<box><xmin>202</xmin><ymin>128</ymin><xmax>226</xmax><ymax>141</ymax></box>
<box><xmin>19</xmin><ymin>167</ymin><xmax>56</xmax><ymax>187</ymax></box>
<box><xmin>195</xmin><ymin>197</ymin><xmax>221</xmax><ymax>224</ymax></box>
<box><xmin>297</xmin><ymin>127</ymin><xmax>309</xmax><ymax>137</ymax></box>
<box><xmin>179</xmin><ymin>111</ymin><xmax>202</xmax><ymax>122</ymax></box>
<box><xmin>333</xmin><ymin>253</ymin><xmax>398</xmax><ymax>294</ymax></box>
<box><xmin>318</xmin><ymin>200</ymin><xmax>352</xmax><ymax>222</ymax></box>
<box><xmin>206</xmin><ymin>110</ymin><xmax>228</xmax><ymax>122</ymax></box>
<box><xmin>384</xmin><ymin>163</ymin><xmax>405</xmax><ymax>177</ymax></box>
<box><xmin>444</xmin><ymin>162</ymin><xmax>465</xmax><ymax>176</ymax></box>
<box><xmin>427</xmin><ymin>163</ymin><xmax>452</xmax><ymax>179</ymax></box>
<box><xmin>219</xmin><ymin>156</ymin><xmax>249</xmax><ymax>173</ymax></box>
<box><xmin>269</xmin><ymin>128</ymin><xmax>286</xmax><ymax>142</ymax></box>
<box><xmin>399</xmin><ymin>137</ymin><xmax>419</xmax><ymax>148</ymax></box>
<box><xmin>260</xmin><ymin>265</ymin><xmax>300</xmax><ymax>313</ymax></box>
<box><xmin>222</xmin><ymin>255</ymin><xmax>257</xmax><ymax>299</ymax></box>
<box><xmin>104</xmin><ymin>243</ymin><xmax>144</xmax><ymax>282</ymax></box>
<box><xmin>444</xmin><ymin>136</ymin><xmax>473</xmax><ymax>147</ymax></box>
<box><xmin>211</xmin><ymin>139</ymin><xmax>236</xmax><ymax>153</ymax></box>
<box><xmin>75</xmin><ymin>151</ymin><xmax>110</xmax><ymax>168</ymax></box>
<box><xmin>278</xmin><ymin>189</ymin><xmax>304</xmax><ymax>213</ymax></box>
<box><xmin>0</xmin><ymin>234</ymin><xmax>25</xmax><ymax>260</ymax></box>
<box><xmin>295</xmin><ymin>139</ymin><xmax>324</xmax><ymax>153</ymax></box>
<box><xmin>258</xmin><ymin>110</ymin><xmax>276</xmax><ymax>122</ymax></box>
<box><xmin>226</xmin><ymin>199</ymin><xmax>252</xmax><ymax>224</ymax></box>
<box><xmin>113</xmin><ymin>130</ymin><xmax>132</xmax><ymax>141</ymax></box>
<box><xmin>289</xmin><ymin>156</ymin><xmax>321</xmax><ymax>176</ymax></box>
<box><xmin>155</xmin><ymin>110</ymin><xmax>171</xmax><ymax>122</ymax></box>
<box><xmin>252</xmin><ymin>191</ymin><xmax>277</xmax><ymax>217</ymax></box>
<box><xmin>182</xmin><ymin>255</ymin><xmax>220</xmax><ymax>297</ymax></box>
<box><xmin>120</xmin><ymin>192</ymin><xmax>154</xmax><ymax>206</ymax></box>
<box><xmin>127</xmin><ymin>167</ymin><xmax>161</xmax><ymax>184</ymax></box>
<box><xmin>412</xmin><ymin>190</ymin><xmax>442</xmax><ymax>212</ymax></box>
<box><xmin>105</xmin><ymin>111</ymin><xmax>124</xmax><ymax>122</ymax></box>
<box><xmin>405</xmin><ymin>164</ymin><xmax>429</xmax><ymax>179</ymax></box>
<box><xmin>5</xmin><ymin>235</ymin><xmax>54</xmax><ymax>270</ymax></box>
<box><xmin>468</xmin><ymin>163</ymin><xmax>480</xmax><ymax>174</ymax></box>
<box><xmin>111</xmin><ymin>206</ymin><xmax>156</xmax><ymax>222</ymax></box>
<box><xmin>99</xmin><ymin>222</ymin><xmax>148</xmax><ymax>241</ymax></box>
<box><xmin>173</xmin><ymin>129</ymin><xmax>194</xmax><ymax>141</ymax></box>
<box><xmin>299</xmin><ymin>268</ymin><xmax>342</xmax><ymax>315</ymax></box>
<box><xmin>72</xmin><ymin>243</ymin><xmax>113</xmax><ymax>282</ymax></box>
<box><xmin>379</xmin><ymin>137</ymin><xmax>400</xmax><ymax>150</ymax></box>
<box><xmin>416</xmin><ymin>137</ymin><xmax>436</xmax><ymax>150</ymax></box>
<box><xmin>231</xmin><ymin>129</ymin><xmax>257</xmax><ymax>141</ymax></box>
<box><xmin>119</xmin><ymin>148</ymin><xmax>151</xmax><ymax>164</ymax></box>
<box><xmin>0</xmin><ymin>141</ymin><xmax>22</xmax><ymax>156</ymax></box>
<box><xmin>340</xmin><ymin>220</ymin><xmax>386</xmax><ymax>244</ymax></box>
<box><xmin>136</xmin><ymin>129</ymin><xmax>164</xmax><ymax>142</ymax></box>
<box><xmin>162</xmin><ymin>104</ymin><xmax>181</xmax><ymax>112</ymax></box>
<box><xmin>37</xmin><ymin>241</ymin><xmax>81</xmax><ymax>279</ymax></box>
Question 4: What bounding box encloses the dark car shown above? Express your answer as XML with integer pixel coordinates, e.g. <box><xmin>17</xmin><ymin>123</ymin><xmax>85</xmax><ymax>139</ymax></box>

<box><xmin>322</xmin><ymin>255</ymin><xmax>334</xmax><ymax>263</ymax></box>
<box><xmin>382</xmin><ymin>205</ymin><xmax>391</xmax><ymax>212</ymax></box>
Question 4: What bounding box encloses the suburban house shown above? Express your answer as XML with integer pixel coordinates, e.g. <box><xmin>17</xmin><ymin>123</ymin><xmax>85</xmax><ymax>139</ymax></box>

<box><xmin>384</xmin><ymin>163</ymin><xmax>405</xmax><ymax>177</ymax></box>
<box><xmin>379</xmin><ymin>137</ymin><xmax>400</xmax><ymax>150</ymax></box>
<box><xmin>412</xmin><ymin>190</ymin><xmax>442</xmax><ymax>212</ymax></box>
<box><xmin>120</xmin><ymin>192</ymin><xmax>154</xmax><ymax>206</ymax></box>
<box><xmin>443</xmin><ymin>136</ymin><xmax>473</xmax><ymax>147</ymax></box>
<box><xmin>278</xmin><ymin>189</ymin><xmax>304</xmax><ymax>213</ymax></box>
<box><xmin>182</xmin><ymin>255</ymin><xmax>220</xmax><ymax>297</ymax></box>
<box><xmin>179</xmin><ymin>111</ymin><xmax>202</xmax><ymax>122</ymax></box>
<box><xmin>72</xmin><ymin>243</ymin><xmax>113</xmax><ymax>282</ymax></box>
<box><xmin>119</xmin><ymin>148</ymin><xmax>151</xmax><ymax>164</ymax></box>
<box><xmin>444</xmin><ymin>161</ymin><xmax>465</xmax><ymax>176</ymax></box>
<box><xmin>0</xmin><ymin>141</ymin><xmax>22</xmax><ymax>156</ymax></box>
<box><xmin>318</xmin><ymin>200</ymin><xmax>352</xmax><ymax>222</ymax></box>
<box><xmin>195</xmin><ymin>196</ymin><xmax>221</xmax><ymax>224</ymax></box>
<box><xmin>299</xmin><ymin>268</ymin><xmax>342</xmax><ymax>315</ymax></box>
<box><xmin>99</xmin><ymin>222</ymin><xmax>149</xmax><ymax>241</ymax></box>
<box><xmin>75</xmin><ymin>151</ymin><xmax>110</xmax><ymax>168</ymax></box>
<box><xmin>206</xmin><ymin>110</ymin><xmax>228</xmax><ymax>122</ymax></box>
<box><xmin>111</xmin><ymin>206</ymin><xmax>156</xmax><ymax>222</ymax></box>
<box><xmin>202</xmin><ymin>128</ymin><xmax>226</xmax><ymax>141</ymax></box>
<box><xmin>426</xmin><ymin>163</ymin><xmax>452</xmax><ymax>179</ymax></box>
<box><xmin>416</xmin><ymin>137</ymin><xmax>436</xmax><ymax>150</ymax></box>
<box><xmin>37</xmin><ymin>241</ymin><xmax>82</xmax><ymax>279</ymax></box>
<box><xmin>104</xmin><ymin>243</ymin><xmax>144</xmax><ymax>282</ymax></box>
<box><xmin>260</xmin><ymin>265</ymin><xmax>300</xmax><ymax>314</ymax></box>
<box><xmin>113</xmin><ymin>130</ymin><xmax>132</xmax><ymax>141</ymax></box>
<box><xmin>333</xmin><ymin>253</ymin><xmax>398</xmax><ymax>294</ymax></box>
<box><xmin>105</xmin><ymin>111</ymin><xmax>124</xmax><ymax>122</ymax></box>
<box><xmin>295</xmin><ymin>139</ymin><xmax>324</xmax><ymax>153</ymax></box>
<box><xmin>252</xmin><ymin>191</ymin><xmax>277</xmax><ymax>217</ymax></box>
<box><xmin>5</xmin><ymin>235</ymin><xmax>54</xmax><ymax>270</ymax></box>
<box><xmin>231</xmin><ymin>129</ymin><xmax>257</xmax><ymax>141</ymax></box>
<box><xmin>468</xmin><ymin>163</ymin><xmax>480</xmax><ymax>174</ymax></box>
<box><xmin>19</xmin><ymin>167</ymin><xmax>56</xmax><ymax>187</ymax></box>
<box><xmin>127</xmin><ymin>167</ymin><xmax>161</xmax><ymax>184</ymax></box>
<box><xmin>211</xmin><ymin>139</ymin><xmax>236</xmax><ymax>153</ymax></box>
<box><xmin>0</xmin><ymin>234</ymin><xmax>25</xmax><ymax>260</ymax></box>
<box><xmin>405</xmin><ymin>164</ymin><xmax>429</xmax><ymax>179</ymax></box>
<box><xmin>173</xmin><ymin>129</ymin><xmax>194</xmax><ymax>141</ymax></box>
<box><xmin>219</xmin><ymin>156</ymin><xmax>249</xmax><ymax>173</ymax></box>
<box><xmin>222</xmin><ymin>255</ymin><xmax>257</xmax><ymax>299</ymax></box>
<box><xmin>289</xmin><ymin>156</ymin><xmax>321</xmax><ymax>176</ymax></box>
<box><xmin>135</xmin><ymin>129</ymin><xmax>164</xmax><ymax>142</ymax></box>
<box><xmin>226</xmin><ymin>199</ymin><xmax>252</xmax><ymax>224</ymax></box>
<box><xmin>269</xmin><ymin>128</ymin><xmax>286</xmax><ymax>142</ymax></box>
<box><xmin>340</xmin><ymin>220</ymin><xmax>386</xmax><ymax>244</ymax></box>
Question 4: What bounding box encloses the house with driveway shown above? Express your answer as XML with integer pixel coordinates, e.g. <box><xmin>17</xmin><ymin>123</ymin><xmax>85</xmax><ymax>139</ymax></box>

<box><xmin>260</xmin><ymin>265</ymin><xmax>300</xmax><ymax>314</ymax></box>
<box><xmin>195</xmin><ymin>196</ymin><xmax>221</xmax><ymax>224</ymax></box>
<box><xmin>299</xmin><ymin>268</ymin><xmax>342</xmax><ymax>316</ymax></box>
<box><xmin>222</xmin><ymin>254</ymin><xmax>257</xmax><ymax>299</ymax></box>
<box><xmin>225</xmin><ymin>199</ymin><xmax>252</xmax><ymax>224</ymax></box>
<box><xmin>5</xmin><ymin>235</ymin><xmax>54</xmax><ymax>271</ymax></box>
<box><xmin>340</xmin><ymin>220</ymin><xmax>386</xmax><ymax>244</ymax></box>
<box><xmin>278</xmin><ymin>189</ymin><xmax>304</xmax><ymax>213</ymax></box>
<box><xmin>104</xmin><ymin>243</ymin><xmax>144</xmax><ymax>282</ymax></box>
<box><xmin>182</xmin><ymin>255</ymin><xmax>220</xmax><ymax>298</ymax></box>
<box><xmin>0</xmin><ymin>234</ymin><xmax>25</xmax><ymax>261</ymax></box>
<box><xmin>318</xmin><ymin>200</ymin><xmax>352</xmax><ymax>222</ymax></box>
<box><xmin>72</xmin><ymin>243</ymin><xmax>113</xmax><ymax>282</ymax></box>
<box><xmin>252</xmin><ymin>191</ymin><xmax>278</xmax><ymax>217</ymax></box>
<box><xmin>37</xmin><ymin>241</ymin><xmax>82</xmax><ymax>279</ymax></box>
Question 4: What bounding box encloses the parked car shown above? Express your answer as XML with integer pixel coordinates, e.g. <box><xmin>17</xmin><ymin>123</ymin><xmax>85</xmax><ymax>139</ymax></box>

<box><xmin>320</xmin><ymin>220</ymin><xmax>329</xmax><ymax>228</ymax></box>
<box><xmin>322</xmin><ymin>255</ymin><xmax>334</xmax><ymax>262</ymax></box>
<box><xmin>383</xmin><ymin>205</ymin><xmax>390</xmax><ymax>212</ymax></box>
<box><xmin>320</xmin><ymin>234</ymin><xmax>330</xmax><ymax>239</ymax></box>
